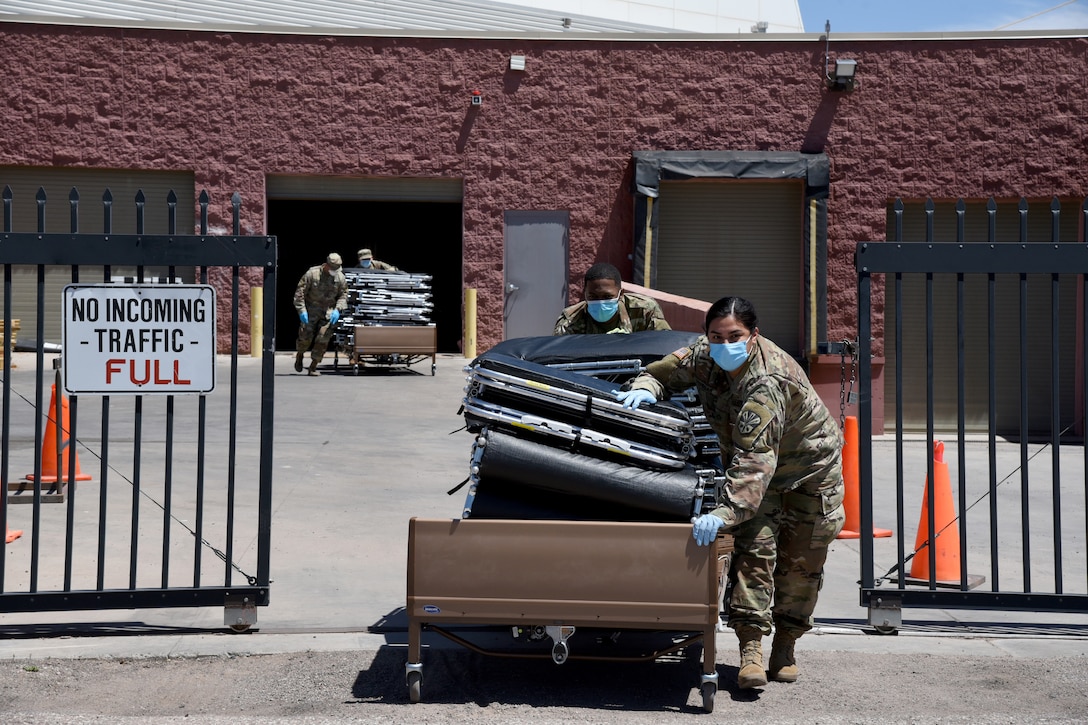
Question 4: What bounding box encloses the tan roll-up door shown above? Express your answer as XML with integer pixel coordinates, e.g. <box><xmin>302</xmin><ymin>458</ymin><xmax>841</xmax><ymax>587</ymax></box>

<box><xmin>0</xmin><ymin>167</ymin><xmax>196</xmax><ymax>346</ymax></box>
<box><xmin>885</xmin><ymin>199</ymin><xmax>1081</xmax><ymax>435</ymax></box>
<box><xmin>266</xmin><ymin>175</ymin><xmax>463</xmax><ymax>202</ymax></box>
<box><xmin>655</xmin><ymin>179</ymin><xmax>804</xmax><ymax>356</ymax></box>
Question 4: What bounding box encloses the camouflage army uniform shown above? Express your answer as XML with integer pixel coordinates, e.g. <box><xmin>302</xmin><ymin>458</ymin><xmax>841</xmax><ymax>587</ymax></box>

<box><xmin>293</xmin><ymin>265</ymin><xmax>349</xmax><ymax>364</ymax></box>
<box><xmin>627</xmin><ymin>334</ymin><xmax>845</xmax><ymax>637</ymax></box>
<box><xmin>553</xmin><ymin>291</ymin><xmax>671</xmax><ymax>335</ymax></box>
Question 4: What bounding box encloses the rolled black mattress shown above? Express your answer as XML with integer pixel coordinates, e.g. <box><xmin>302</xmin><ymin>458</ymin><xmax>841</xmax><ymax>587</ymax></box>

<box><xmin>473</xmin><ymin>429</ymin><xmax>702</xmax><ymax>519</ymax></box>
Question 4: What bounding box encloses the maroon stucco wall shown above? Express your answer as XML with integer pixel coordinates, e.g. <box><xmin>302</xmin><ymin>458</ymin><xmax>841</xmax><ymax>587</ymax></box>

<box><xmin>1</xmin><ymin>24</ymin><xmax>1086</xmax><ymax>355</ymax></box>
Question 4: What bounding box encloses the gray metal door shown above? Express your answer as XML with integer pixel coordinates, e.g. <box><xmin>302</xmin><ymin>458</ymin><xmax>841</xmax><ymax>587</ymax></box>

<box><xmin>503</xmin><ymin>211</ymin><xmax>568</xmax><ymax>339</ymax></box>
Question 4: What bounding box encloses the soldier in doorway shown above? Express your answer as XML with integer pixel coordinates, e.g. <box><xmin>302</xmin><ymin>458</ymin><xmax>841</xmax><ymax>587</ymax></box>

<box><xmin>356</xmin><ymin>248</ymin><xmax>399</xmax><ymax>271</ymax></box>
<box><xmin>293</xmin><ymin>253</ymin><xmax>349</xmax><ymax>376</ymax></box>
<box><xmin>553</xmin><ymin>262</ymin><xmax>670</xmax><ymax>335</ymax></box>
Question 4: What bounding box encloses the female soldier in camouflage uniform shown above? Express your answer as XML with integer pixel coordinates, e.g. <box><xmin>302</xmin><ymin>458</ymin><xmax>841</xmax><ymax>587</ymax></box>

<box><xmin>617</xmin><ymin>296</ymin><xmax>844</xmax><ymax>689</ymax></box>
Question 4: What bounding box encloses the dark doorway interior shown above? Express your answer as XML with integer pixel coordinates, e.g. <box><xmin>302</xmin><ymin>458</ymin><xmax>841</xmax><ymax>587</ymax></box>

<box><xmin>267</xmin><ymin>199</ymin><xmax>463</xmax><ymax>353</ymax></box>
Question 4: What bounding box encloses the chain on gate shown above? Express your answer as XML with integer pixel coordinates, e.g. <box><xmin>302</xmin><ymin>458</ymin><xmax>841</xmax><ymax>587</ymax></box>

<box><xmin>838</xmin><ymin>338</ymin><xmax>858</xmax><ymax>429</ymax></box>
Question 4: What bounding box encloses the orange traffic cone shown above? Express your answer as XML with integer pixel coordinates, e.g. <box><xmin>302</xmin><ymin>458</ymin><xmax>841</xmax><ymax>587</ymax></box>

<box><xmin>25</xmin><ymin>384</ymin><xmax>92</xmax><ymax>484</ymax></box>
<box><xmin>5</xmin><ymin>525</ymin><xmax>22</xmax><ymax>544</ymax></box>
<box><xmin>909</xmin><ymin>441</ymin><xmax>961</xmax><ymax>583</ymax></box>
<box><xmin>836</xmin><ymin>416</ymin><xmax>893</xmax><ymax>539</ymax></box>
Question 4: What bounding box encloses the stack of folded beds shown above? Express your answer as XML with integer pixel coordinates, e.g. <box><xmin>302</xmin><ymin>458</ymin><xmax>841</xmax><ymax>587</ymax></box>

<box><xmin>457</xmin><ymin>331</ymin><xmax>724</xmax><ymax>523</ymax></box>
<box><xmin>333</xmin><ymin>270</ymin><xmax>433</xmax><ymax>351</ymax></box>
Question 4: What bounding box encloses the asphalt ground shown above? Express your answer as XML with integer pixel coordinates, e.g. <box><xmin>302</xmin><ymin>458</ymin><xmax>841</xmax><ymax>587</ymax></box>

<box><xmin>0</xmin><ymin>350</ymin><xmax>1085</xmax><ymax>722</ymax></box>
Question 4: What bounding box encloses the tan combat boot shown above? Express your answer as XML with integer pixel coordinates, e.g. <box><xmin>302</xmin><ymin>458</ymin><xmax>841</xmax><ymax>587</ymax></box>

<box><xmin>308</xmin><ymin>359</ymin><xmax>321</xmax><ymax>377</ymax></box>
<box><xmin>767</xmin><ymin>629</ymin><xmax>800</xmax><ymax>683</ymax></box>
<box><xmin>735</xmin><ymin>626</ymin><xmax>768</xmax><ymax>689</ymax></box>
<box><xmin>294</xmin><ymin>351</ymin><xmax>305</xmax><ymax>373</ymax></box>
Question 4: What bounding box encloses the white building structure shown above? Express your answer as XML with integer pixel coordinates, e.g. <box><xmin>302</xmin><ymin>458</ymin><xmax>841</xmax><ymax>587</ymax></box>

<box><xmin>0</xmin><ymin>0</ymin><xmax>805</xmax><ymax>33</ymax></box>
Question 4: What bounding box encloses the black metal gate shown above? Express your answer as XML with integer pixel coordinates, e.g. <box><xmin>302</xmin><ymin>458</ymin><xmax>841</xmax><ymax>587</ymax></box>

<box><xmin>855</xmin><ymin>196</ymin><xmax>1088</xmax><ymax>631</ymax></box>
<box><xmin>0</xmin><ymin>186</ymin><xmax>276</xmax><ymax>630</ymax></box>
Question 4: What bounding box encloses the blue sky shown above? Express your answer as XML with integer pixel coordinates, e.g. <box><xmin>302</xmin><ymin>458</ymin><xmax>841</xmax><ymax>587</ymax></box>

<box><xmin>800</xmin><ymin>0</ymin><xmax>1088</xmax><ymax>32</ymax></box>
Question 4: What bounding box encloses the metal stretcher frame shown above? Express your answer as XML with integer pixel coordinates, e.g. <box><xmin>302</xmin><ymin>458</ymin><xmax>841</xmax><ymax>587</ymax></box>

<box><xmin>461</xmin><ymin>398</ymin><xmax>692</xmax><ymax>468</ymax></box>
<box><xmin>405</xmin><ymin>518</ymin><xmax>733</xmax><ymax>712</ymax></box>
<box><xmin>469</xmin><ymin>366</ymin><xmax>692</xmax><ymax>440</ymax></box>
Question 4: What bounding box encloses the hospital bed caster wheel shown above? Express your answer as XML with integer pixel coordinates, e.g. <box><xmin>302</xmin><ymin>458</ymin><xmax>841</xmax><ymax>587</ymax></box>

<box><xmin>406</xmin><ymin>661</ymin><xmax>422</xmax><ymax>701</ymax></box>
<box><xmin>431</xmin><ymin>363</ymin><xmax>436</xmax><ymax>376</ymax></box>
<box><xmin>701</xmin><ymin>682</ymin><xmax>716</xmax><ymax>712</ymax></box>
<box><xmin>551</xmin><ymin>641</ymin><xmax>569</xmax><ymax>664</ymax></box>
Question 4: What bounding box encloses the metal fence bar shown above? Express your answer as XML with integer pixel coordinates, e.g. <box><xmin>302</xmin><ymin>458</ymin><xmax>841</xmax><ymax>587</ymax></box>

<box><xmin>194</xmin><ymin>193</ymin><xmax>210</xmax><ymax>587</ymax></box>
<box><xmin>956</xmin><ymin>263</ymin><xmax>968</xmax><ymax>589</ymax></box>
<box><xmin>162</xmin><ymin>193</ymin><xmax>178</xmax><ymax>589</ymax></box>
<box><xmin>224</xmin><ymin>194</ymin><xmax>241</xmax><ymax>586</ymax></box>
<box><xmin>1084</xmin><ymin>202</ymin><xmax>1088</xmax><ymax>594</ymax></box>
<box><xmin>257</xmin><ymin>253</ymin><xmax>276</xmax><ymax>589</ymax></box>
<box><xmin>1</xmin><ymin>258</ymin><xmax>9</xmax><ymax>591</ymax></box>
<box><xmin>1050</xmin><ymin>198</ymin><xmax>1064</xmax><ymax>594</ymax></box>
<box><xmin>923</xmin><ymin>267</ymin><xmax>937</xmax><ymax>587</ymax></box>
<box><xmin>857</xmin><ymin>248</ymin><xmax>875</xmax><ymax>590</ymax></box>
<box><xmin>131</xmin><ymin>191</ymin><xmax>146</xmax><ymax>590</ymax></box>
<box><xmin>988</xmin><ymin>268</ymin><xmax>1000</xmax><ymax>591</ymax></box>
<box><xmin>129</xmin><ymin>391</ymin><xmax>143</xmax><ymax>589</ymax></box>
<box><xmin>30</xmin><ymin>190</ymin><xmax>46</xmax><ymax>592</ymax></box>
<box><xmin>987</xmin><ymin>199</ymin><xmax>1000</xmax><ymax>592</ymax></box>
<box><xmin>64</xmin><ymin>189</ymin><xmax>79</xmax><ymax>591</ymax></box>
<box><xmin>97</xmin><ymin>189</ymin><xmax>113</xmax><ymax>591</ymax></box>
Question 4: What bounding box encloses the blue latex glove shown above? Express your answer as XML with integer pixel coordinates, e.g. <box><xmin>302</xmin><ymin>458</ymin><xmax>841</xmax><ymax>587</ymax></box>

<box><xmin>299</xmin><ymin>310</ymin><xmax>309</xmax><ymax>324</ymax></box>
<box><xmin>329</xmin><ymin>309</ymin><xmax>340</xmax><ymax>326</ymax></box>
<box><xmin>692</xmin><ymin>514</ymin><xmax>725</xmax><ymax>546</ymax></box>
<box><xmin>614</xmin><ymin>389</ymin><xmax>657</xmax><ymax>409</ymax></box>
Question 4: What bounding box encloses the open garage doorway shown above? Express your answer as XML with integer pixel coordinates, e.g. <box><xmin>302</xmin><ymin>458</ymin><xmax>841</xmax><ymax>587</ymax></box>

<box><xmin>268</xmin><ymin>199</ymin><xmax>463</xmax><ymax>353</ymax></box>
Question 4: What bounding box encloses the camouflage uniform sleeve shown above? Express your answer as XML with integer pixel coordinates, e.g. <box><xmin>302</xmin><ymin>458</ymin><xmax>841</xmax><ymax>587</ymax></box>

<box><xmin>625</xmin><ymin>345</ymin><xmax>698</xmax><ymax>400</ymax></box>
<box><xmin>646</xmin><ymin>299</ymin><xmax>671</xmax><ymax>331</ymax></box>
<box><xmin>335</xmin><ymin>274</ymin><xmax>349</xmax><ymax>312</ymax></box>
<box><xmin>293</xmin><ymin>271</ymin><xmax>310</xmax><ymax>314</ymax></box>
<box><xmin>711</xmin><ymin>382</ymin><xmax>786</xmax><ymax>528</ymax></box>
<box><xmin>553</xmin><ymin>305</ymin><xmax>579</xmax><ymax>335</ymax></box>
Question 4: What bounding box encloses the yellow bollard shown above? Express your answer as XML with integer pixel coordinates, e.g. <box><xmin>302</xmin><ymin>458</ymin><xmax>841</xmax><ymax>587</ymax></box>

<box><xmin>251</xmin><ymin>286</ymin><xmax>263</xmax><ymax>358</ymax></box>
<box><xmin>464</xmin><ymin>287</ymin><xmax>477</xmax><ymax>359</ymax></box>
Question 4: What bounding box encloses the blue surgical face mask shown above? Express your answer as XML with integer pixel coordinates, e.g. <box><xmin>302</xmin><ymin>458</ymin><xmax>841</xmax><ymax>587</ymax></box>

<box><xmin>709</xmin><ymin>338</ymin><xmax>752</xmax><ymax>372</ymax></box>
<box><xmin>587</xmin><ymin>298</ymin><xmax>620</xmax><ymax>323</ymax></box>
<box><xmin>360</xmin><ymin>259</ymin><xmax>372</xmax><ymax>268</ymax></box>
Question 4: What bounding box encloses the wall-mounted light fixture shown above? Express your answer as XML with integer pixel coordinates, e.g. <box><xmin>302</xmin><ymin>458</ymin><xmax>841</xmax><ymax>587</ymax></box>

<box><xmin>471</xmin><ymin>89</ymin><xmax>482</xmax><ymax>106</ymax></box>
<box><xmin>509</xmin><ymin>55</ymin><xmax>526</xmax><ymax>71</ymax></box>
<box><xmin>824</xmin><ymin>20</ymin><xmax>858</xmax><ymax>91</ymax></box>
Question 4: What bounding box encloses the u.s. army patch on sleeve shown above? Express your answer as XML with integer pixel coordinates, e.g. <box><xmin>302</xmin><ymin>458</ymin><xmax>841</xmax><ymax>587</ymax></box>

<box><xmin>734</xmin><ymin>403</ymin><xmax>773</xmax><ymax>447</ymax></box>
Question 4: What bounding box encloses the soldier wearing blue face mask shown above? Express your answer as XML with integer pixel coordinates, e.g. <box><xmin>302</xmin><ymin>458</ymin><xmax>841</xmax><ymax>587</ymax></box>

<box><xmin>553</xmin><ymin>262</ymin><xmax>670</xmax><ymax>335</ymax></box>
<box><xmin>616</xmin><ymin>295</ymin><xmax>845</xmax><ymax>691</ymax></box>
<box><xmin>356</xmin><ymin>248</ymin><xmax>398</xmax><ymax>271</ymax></box>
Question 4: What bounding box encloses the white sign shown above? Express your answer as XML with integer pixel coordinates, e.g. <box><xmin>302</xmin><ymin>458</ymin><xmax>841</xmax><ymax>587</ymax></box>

<box><xmin>62</xmin><ymin>284</ymin><xmax>217</xmax><ymax>395</ymax></box>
